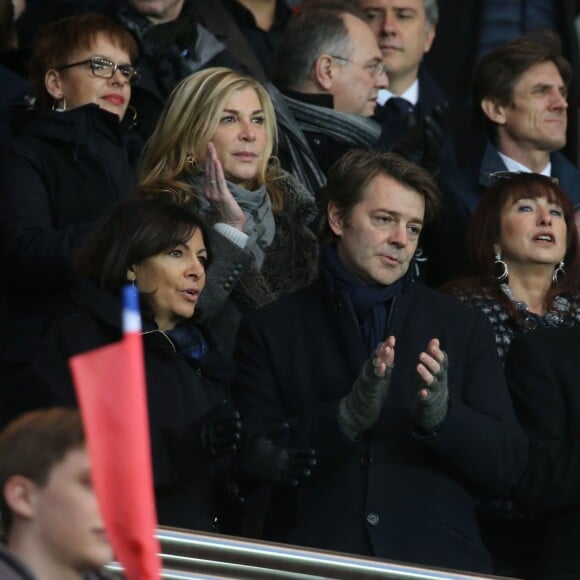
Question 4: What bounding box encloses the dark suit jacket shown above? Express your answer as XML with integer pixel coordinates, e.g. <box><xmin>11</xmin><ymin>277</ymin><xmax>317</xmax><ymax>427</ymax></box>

<box><xmin>374</xmin><ymin>67</ymin><xmax>454</xmax><ymax>163</ymax></box>
<box><xmin>233</xmin><ymin>271</ymin><xmax>527</xmax><ymax>573</ymax></box>
<box><xmin>506</xmin><ymin>327</ymin><xmax>580</xmax><ymax>579</ymax></box>
<box><xmin>443</xmin><ymin>140</ymin><xmax>580</xmax><ymax>218</ymax></box>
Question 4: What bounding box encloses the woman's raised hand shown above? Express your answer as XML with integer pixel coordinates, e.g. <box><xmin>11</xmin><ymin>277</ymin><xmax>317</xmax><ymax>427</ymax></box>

<box><xmin>203</xmin><ymin>142</ymin><xmax>246</xmax><ymax>230</ymax></box>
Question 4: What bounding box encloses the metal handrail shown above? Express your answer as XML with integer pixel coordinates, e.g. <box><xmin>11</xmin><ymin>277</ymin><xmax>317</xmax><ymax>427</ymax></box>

<box><xmin>106</xmin><ymin>526</ymin><xmax>505</xmax><ymax>579</ymax></box>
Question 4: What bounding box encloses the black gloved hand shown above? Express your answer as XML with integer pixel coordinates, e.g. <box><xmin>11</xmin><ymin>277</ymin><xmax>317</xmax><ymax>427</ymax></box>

<box><xmin>200</xmin><ymin>399</ymin><xmax>242</xmax><ymax>459</ymax></box>
<box><xmin>238</xmin><ymin>423</ymin><xmax>316</xmax><ymax>486</ymax></box>
<box><xmin>393</xmin><ymin>102</ymin><xmax>449</xmax><ymax>177</ymax></box>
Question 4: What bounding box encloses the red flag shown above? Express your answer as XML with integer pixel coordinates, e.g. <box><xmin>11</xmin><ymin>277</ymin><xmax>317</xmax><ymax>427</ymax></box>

<box><xmin>69</xmin><ymin>286</ymin><xmax>161</xmax><ymax>580</ymax></box>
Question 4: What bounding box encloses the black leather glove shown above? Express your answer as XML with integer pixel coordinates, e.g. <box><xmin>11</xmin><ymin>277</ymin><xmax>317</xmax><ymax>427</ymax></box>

<box><xmin>238</xmin><ymin>423</ymin><xmax>316</xmax><ymax>486</ymax></box>
<box><xmin>200</xmin><ymin>399</ymin><xmax>242</xmax><ymax>459</ymax></box>
<box><xmin>394</xmin><ymin>102</ymin><xmax>449</xmax><ymax>176</ymax></box>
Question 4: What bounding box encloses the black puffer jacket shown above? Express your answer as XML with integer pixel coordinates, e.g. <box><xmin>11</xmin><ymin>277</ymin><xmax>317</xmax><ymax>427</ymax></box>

<box><xmin>0</xmin><ymin>104</ymin><xmax>139</xmax><ymax>374</ymax></box>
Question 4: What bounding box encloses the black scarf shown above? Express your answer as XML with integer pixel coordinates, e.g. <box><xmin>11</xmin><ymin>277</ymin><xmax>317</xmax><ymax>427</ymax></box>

<box><xmin>321</xmin><ymin>244</ymin><xmax>411</xmax><ymax>352</ymax></box>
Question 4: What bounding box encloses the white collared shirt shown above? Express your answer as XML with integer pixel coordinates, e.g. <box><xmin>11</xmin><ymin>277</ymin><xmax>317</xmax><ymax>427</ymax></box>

<box><xmin>377</xmin><ymin>79</ymin><xmax>419</xmax><ymax>107</ymax></box>
<box><xmin>498</xmin><ymin>151</ymin><xmax>552</xmax><ymax>177</ymax></box>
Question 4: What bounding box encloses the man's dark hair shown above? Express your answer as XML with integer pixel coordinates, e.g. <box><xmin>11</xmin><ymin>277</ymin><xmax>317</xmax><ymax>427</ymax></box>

<box><xmin>276</xmin><ymin>3</ymin><xmax>365</xmax><ymax>90</ymax></box>
<box><xmin>320</xmin><ymin>149</ymin><xmax>441</xmax><ymax>243</ymax></box>
<box><xmin>473</xmin><ymin>35</ymin><xmax>572</xmax><ymax>139</ymax></box>
<box><xmin>0</xmin><ymin>408</ymin><xmax>85</xmax><ymax>534</ymax></box>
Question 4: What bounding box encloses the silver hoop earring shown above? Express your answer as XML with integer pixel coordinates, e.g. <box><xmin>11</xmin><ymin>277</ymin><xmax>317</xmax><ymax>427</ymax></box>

<box><xmin>494</xmin><ymin>250</ymin><xmax>509</xmax><ymax>282</ymax></box>
<box><xmin>52</xmin><ymin>96</ymin><xmax>67</xmax><ymax>112</ymax></box>
<box><xmin>552</xmin><ymin>261</ymin><xmax>566</xmax><ymax>284</ymax></box>
<box><xmin>125</xmin><ymin>105</ymin><xmax>138</xmax><ymax>129</ymax></box>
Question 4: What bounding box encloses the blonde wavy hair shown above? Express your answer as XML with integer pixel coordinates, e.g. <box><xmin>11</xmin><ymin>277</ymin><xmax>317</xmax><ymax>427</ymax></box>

<box><xmin>139</xmin><ymin>67</ymin><xmax>284</xmax><ymax>210</ymax></box>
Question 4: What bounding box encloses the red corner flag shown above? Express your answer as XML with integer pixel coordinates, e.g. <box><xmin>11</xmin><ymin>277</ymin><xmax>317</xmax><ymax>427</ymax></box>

<box><xmin>69</xmin><ymin>286</ymin><xmax>161</xmax><ymax>580</ymax></box>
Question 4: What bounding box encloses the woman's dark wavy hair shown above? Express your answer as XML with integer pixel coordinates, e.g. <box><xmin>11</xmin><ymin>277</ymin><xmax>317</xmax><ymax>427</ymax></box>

<box><xmin>75</xmin><ymin>196</ymin><xmax>212</xmax><ymax>293</ymax></box>
<box><xmin>449</xmin><ymin>173</ymin><xmax>580</xmax><ymax>316</ymax></box>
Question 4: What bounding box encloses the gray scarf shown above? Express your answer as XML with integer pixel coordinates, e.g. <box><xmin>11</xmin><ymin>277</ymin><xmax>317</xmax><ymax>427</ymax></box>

<box><xmin>265</xmin><ymin>83</ymin><xmax>327</xmax><ymax>196</ymax></box>
<box><xmin>188</xmin><ymin>173</ymin><xmax>275</xmax><ymax>269</ymax></box>
<box><xmin>282</xmin><ymin>94</ymin><xmax>382</xmax><ymax>149</ymax></box>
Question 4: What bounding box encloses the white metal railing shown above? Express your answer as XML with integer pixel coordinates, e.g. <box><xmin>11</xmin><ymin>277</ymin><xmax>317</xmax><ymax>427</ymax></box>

<box><xmin>104</xmin><ymin>526</ymin><xmax>507</xmax><ymax>580</ymax></box>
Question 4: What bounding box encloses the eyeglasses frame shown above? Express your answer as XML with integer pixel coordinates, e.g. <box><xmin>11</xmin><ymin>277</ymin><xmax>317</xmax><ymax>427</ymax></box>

<box><xmin>330</xmin><ymin>54</ymin><xmax>388</xmax><ymax>79</ymax></box>
<box><xmin>57</xmin><ymin>56</ymin><xmax>141</xmax><ymax>84</ymax></box>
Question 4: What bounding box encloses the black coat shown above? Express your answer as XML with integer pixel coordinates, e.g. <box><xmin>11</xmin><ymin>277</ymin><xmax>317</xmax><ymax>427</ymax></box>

<box><xmin>0</xmin><ymin>105</ymin><xmax>139</xmax><ymax>378</ymax></box>
<box><xmin>232</xmin><ymin>272</ymin><xmax>527</xmax><ymax>573</ymax></box>
<box><xmin>373</xmin><ymin>67</ymin><xmax>454</xmax><ymax>165</ymax></box>
<box><xmin>506</xmin><ymin>327</ymin><xmax>580</xmax><ymax>579</ymax></box>
<box><xmin>28</xmin><ymin>280</ymin><xmax>234</xmax><ymax>532</ymax></box>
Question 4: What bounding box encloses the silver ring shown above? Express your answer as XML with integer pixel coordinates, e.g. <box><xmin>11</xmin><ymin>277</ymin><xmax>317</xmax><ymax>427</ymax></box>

<box><xmin>210</xmin><ymin>179</ymin><xmax>217</xmax><ymax>185</ymax></box>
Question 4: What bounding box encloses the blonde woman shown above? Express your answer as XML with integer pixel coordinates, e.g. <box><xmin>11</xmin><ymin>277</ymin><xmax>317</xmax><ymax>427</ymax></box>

<box><xmin>139</xmin><ymin>67</ymin><xmax>318</xmax><ymax>356</ymax></box>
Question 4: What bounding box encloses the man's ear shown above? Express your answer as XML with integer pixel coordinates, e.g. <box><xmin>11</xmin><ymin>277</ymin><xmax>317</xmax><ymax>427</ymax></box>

<box><xmin>481</xmin><ymin>98</ymin><xmax>507</xmax><ymax>125</ymax></box>
<box><xmin>423</xmin><ymin>24</ymin><xmax>436</xmax><ymax>54</ymax></box>
<box><xmin>313</xmin><ymin>54</ymin><xmax>335</xmax><ymax>91</ymax></box>
<box><xmin>327</xmin><ymin>201</ymin><xmax>345</xmax><ymax>237</ymax></box>
<box><xmin>4</xmin><ymin>476</ymin><xmax>38</xmax><ymax>521</ymax></box>
<box><xmin>45</xmin><ymin>69</ymin><xmax>64</xmax><ymax>101</ymax></box>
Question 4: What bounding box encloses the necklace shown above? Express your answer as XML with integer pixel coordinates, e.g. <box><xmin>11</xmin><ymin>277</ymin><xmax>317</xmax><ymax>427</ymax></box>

<box><xmin>500</xmin><ymin>283</ymin><xmax>571</xmax><ymax>330</ymax></box>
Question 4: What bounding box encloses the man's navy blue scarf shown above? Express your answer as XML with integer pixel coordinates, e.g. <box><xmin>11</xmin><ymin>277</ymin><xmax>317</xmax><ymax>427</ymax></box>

<box><xmin>320</xmin><ymin>244</ymin><xmax>412</xmax><ymax>352</ymax></box>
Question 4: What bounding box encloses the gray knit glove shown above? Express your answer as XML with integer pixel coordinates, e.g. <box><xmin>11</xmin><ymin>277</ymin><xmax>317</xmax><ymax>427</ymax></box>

<box><xmin>414</xmin><ymin>352</ymin><xmax>449</xmax><ymax>432</ymax></box>
<box><xmin>338</xmin><ymin>345</ymin><xmax>394</xmax><ymax>440</ymax></box>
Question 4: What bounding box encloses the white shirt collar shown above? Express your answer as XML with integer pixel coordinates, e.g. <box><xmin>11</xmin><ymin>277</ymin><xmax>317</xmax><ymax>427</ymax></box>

<box><xmin>377</xmin><ymin>79</ymin><xmax>419</xmax><ymax>107</ymax></box>
<box><xmin>498</xmin><ymin>151</ymin><xmax>552</xmax><ymax>176</ymax></box>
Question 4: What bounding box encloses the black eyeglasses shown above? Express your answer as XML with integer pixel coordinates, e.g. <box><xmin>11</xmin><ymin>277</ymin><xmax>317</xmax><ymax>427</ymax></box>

<box><xmin>58</xmin><ymin>56</ymin><xmax>141</xmax><ymax>84</ymax></box>
<box><xmin>486</xmin><ymin>170</ymin><xmax>559</xmax><ymax>185</ymax></box>
<box><xmin>330</xmin><ymin>55</ymin><xmax>387</xmax><ymax>79</ymax></box>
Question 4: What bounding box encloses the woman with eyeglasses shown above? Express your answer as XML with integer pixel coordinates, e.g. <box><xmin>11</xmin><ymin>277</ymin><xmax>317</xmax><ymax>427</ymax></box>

<box><xmin>139</xmin><ymin>67</ymin><xmax>319</xmax><ymax>359</ymax></box>
<box><xmin>443</xmin><ymin>172</ymin><xmax>580</xmax><ymax>578</ymax></box>
<box><xmin>0</xmin><ymin>14</ymin><xmax>145</xmax><ymax>425</ymax></box>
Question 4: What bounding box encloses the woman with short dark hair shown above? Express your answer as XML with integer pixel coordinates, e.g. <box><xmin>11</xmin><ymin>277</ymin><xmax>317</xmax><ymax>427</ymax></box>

<box><xmin>28</xmin><ymin>196</ymin><xmax>240</xmax><ymax>532</ymax></box>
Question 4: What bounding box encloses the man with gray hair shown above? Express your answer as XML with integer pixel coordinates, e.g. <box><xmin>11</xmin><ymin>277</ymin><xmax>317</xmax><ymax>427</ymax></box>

<box><xmin>275</xmin><ymin>2</ymin><xmax>388</xmax><ymax>179</ymax></box>
<box><xmin>355</xmin><ymin>0</ymin><xmax>452</xmax><ymax>161</ymax></box>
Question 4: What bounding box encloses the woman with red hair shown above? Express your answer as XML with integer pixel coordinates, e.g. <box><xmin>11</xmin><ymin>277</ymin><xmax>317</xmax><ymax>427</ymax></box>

<box><xmin>445</xmin><ymin>171</ymin><xmax>580</xmax><ymax>361</ymax></box>
<box><xmin>444</xmin><ymin>171</ymin><xmax>580</xmax><ymax>578</ymax></box>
